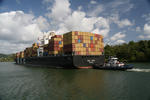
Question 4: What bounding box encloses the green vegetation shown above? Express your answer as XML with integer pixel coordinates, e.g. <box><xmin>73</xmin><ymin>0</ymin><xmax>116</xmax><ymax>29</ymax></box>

<box><xmin>0</xmin><ymin>54</ymin><xmax>15</xmax><ymax>62</ymax></box>
<box><xmin>104</xmin><ymin>40</ymin><xmax>150</xmax><ymax>62</ymax></box>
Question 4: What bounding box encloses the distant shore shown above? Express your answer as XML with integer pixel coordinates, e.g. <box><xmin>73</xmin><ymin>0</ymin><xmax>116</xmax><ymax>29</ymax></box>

<box><xmin>0</xmin><ymin>54</ymin><xmax>15</xmax><ymax>62</ymax></box>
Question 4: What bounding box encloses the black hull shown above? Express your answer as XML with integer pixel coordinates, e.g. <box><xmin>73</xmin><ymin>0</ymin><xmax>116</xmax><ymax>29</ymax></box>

<box><xmin>17</xmin><ymin>55</ymin><xmax>105</xmax><ymax>68</ymax></box>
<box><xmin>93</xmin><ymin>64</ymin><xmax>133</xmax><ymax>70</ymax></box>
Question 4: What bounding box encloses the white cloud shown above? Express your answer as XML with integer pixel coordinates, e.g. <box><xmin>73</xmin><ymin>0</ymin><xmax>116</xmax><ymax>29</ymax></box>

<box><xmin>78</xmin><ymin>6</ymin><xmax>82</xmax><ymax>11</ymax></box>
<box><xmin>142</xmin><ymin>13</ymin><xmax>150</xmax><ymax>22</ymax></box>
<box><xmin>88</xmin><ymin>5</ymin><xmax>104</xmax><ymax>17</ymax></box>
<box><xmin>125</xmin><ymin>4</ymin><xmax>134</xmax><ymax>12</ymax></box>
<box><xmin>110</xmin><ymin>32</ymin><xmax>126</xmax><ymax>41</ymax></box>
<box><xmin>144</xmin><ymin>24</ymin><xmax>150</xmax><ymax>34</ymax></box>
<box><xmin>107</xmin><ymin>32</ymin><xmax>126</xmax><ymax>45</ymax></box>
<box><xmin>0</xmin><ymin>41</ymin><xmax>31</xmax><ymax>54</ymax></box>
<box><xmin>114</xmin><ymin>40</ymin><xmax>126</xmax><ymax>44</ymax></box>
<box><xmin>36</xmin><ymin>16</ymin><xmax>50</xmax><ymax>31</ymax></box>
<box><xmin>138</xmin><ymin>35</ymin><xmax>145</xmax><ymax>39</ymax></box>
<box><xmin>110</xmin><ymin>0</ymin><xmax>134</xmax><ymax>13</ymax></box>
<box><xmin>53</xmin><ymin>11</ymin><xmax>110</xmax><ymax>37</ymax></box>
<box><xmin>138</xmin><ymin>14</ymin><xmax>150</xmax><ymax>39</ymax></box>
<box><xmin>87</xmin><ymin>0</ymin><xmax>134</xmax><ymax>29</ymax></box>
<box><xmin>45</xmin><ymin>0</ymin><xmax>110</xmax><ymax>37</ymax></box>
<box><xmin>109</xmin><ymin>13</ymin><xmax>133</xmax><ymax>28</ymax></box>
<box><xmin>90</xmin><ymin>0</ymin><xmax>97</xmax><ymax>4</ymax></box>
<box><xmin>46</xmin><ymin>0</ymin><xmax>71</xmax><ymax>22</ymax></box>
<box><xmin>117</xmin><ymin>19</ymin><xmax>133</xmax><ymax>28</ymax></box>
<box><xmin>138</xmin><ymin>24</ymin><xmax>150</xmax><ymax>39</ymax></box>
<box><xmin>136</xmin><ymin>26</ymin><xmax>141</xmax><ymax>32</ymax></box>
<box><xmin>0</xmin><ymin>11</ymin><xmax>45</xmax><ymax>54</ymax></box>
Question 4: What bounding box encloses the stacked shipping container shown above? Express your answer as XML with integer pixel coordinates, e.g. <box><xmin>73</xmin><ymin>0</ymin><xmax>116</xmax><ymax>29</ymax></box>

<box><xmin>32</xmin><ymin>43</ymin><xmax>39</xmax><ymax>57</ymax></box>
<box><xmin>24</xmin><ymin>43</ymin><xmax>39</xmax><ymax>57</ymax></box>
<box><xmin>19</xmin><ymin>51</ymin><xmax>24</xmax><ymax>58</ymax></box>
<box><xmin>48</xmin><ymin>35</ymin><xmax>63</xmax><ymax>55</ymax></box>
<box><xmin>63</xmin><ymin>31</ymin><xmax>104</xmax><ymax>55</ymax></box>
<box><xmin>24</xmin><ymin>47</ymin><xmax>32</xmax><ymax>58</ymax></box>
<box><xmin>16</xmin><ymin>31</ymin><xmax>104</xmax><ymax>58</ymax></box>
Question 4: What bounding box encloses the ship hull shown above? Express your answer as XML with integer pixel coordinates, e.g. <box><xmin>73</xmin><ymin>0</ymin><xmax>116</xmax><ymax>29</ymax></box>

<box><xmin>17</xmin><ymin>55</ymin><xmax>105</xmax><ymax>68</ymax></box>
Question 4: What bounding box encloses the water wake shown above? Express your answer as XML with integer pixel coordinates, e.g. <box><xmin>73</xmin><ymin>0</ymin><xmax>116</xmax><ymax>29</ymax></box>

<box><xmin>127</xmin><ymin>68</ymin><xmax>150</xmax><ymax>72</ymax></box>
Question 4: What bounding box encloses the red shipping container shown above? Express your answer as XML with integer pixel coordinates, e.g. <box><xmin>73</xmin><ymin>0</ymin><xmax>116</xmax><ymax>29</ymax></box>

<box><xmin>86</xmin><ymin>48</ymin><xmax>88</xmax><ymax>52</ymax></box>
<box><xmin>95</xmin><ymin>40</ymin><xmax>97</xmax><ymax>44</ymax></box>
<box><xmin>72</xmin><ymin>44</ymin><xmax>75</xmax><ymax>48</ymax></box>
<box><xmin>99</xmin><ymin>35</ymin><xmax>103</xmax><ymax>39</ymax></box>
<box><xmin>78</xmin><ymin>51</ymin><xmax>81</xmax><ymax>55</ymax></box>
<box><xmin>54</xmin><ymin>47</ymin><xmax>58</xmax><ymax>51</ymax></box>
<box><xmin>95</xmin><ymin>34</ymin><xmax>100</xmax><ymax>38</ymax></box>
<box><xmin>90</xmin><ymin>43</ymin><xmax>94</xmax><ymax>48</ymax></box>
<box><xmin>95</xmin><ymin>34</ymin><xmax>98</xmax><ymax>37</ymax></box>
<box><xmin>78</xmin><ymin>35</ymin><xmax>80</xmax><ymax>39</ymax></box>
<box><xmin>75</xmin><ymin>39</ymin><xmax>78</xmax><ymax>43</ymax></box>
<box><xmin>99</xmin><ymin>48</ymin><xmax>104</xmax><ymax>52</ymax></box>
<box><xmin>75</xmin><ymin>31</ymin><xmax>78</xmax><ymax>35</ymax></box>
<box><xmin>75</xmin><ymin>51</ymin><xmax>80</xmax><ymax>55</ymax></box>
<box><xmin>57</xmin><ymin>48</ymin><xmax>60</xmax><ymax>51</ymax></box>
<box><xmin>55</xmin><ymin>41</ymin><xmax>59</xmax><ymax>44</ymax></box>
<box><xmin>91</xmin><ymin>48</ymin><xmax>95</xmax><ymax>51</ymax></box>
<box><xmin>80</xmin><ymin>35</ymin><xmax>83</xmax><ymax>40</ymax></box>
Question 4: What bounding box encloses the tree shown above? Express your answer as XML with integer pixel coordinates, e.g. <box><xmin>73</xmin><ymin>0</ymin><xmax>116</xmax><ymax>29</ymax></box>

<box><xmin>104</xmin><ymin>40</ymin><xmax>150</xmax><ymax>62</ymax></box>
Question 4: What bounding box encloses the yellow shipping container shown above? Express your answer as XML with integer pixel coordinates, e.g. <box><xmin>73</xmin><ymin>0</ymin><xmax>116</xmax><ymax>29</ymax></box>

<box><xmin>82</xmin><ymin>40</ymin><xmax>85</xmax><ymax>43</ymax></box>
<box><xmin>72</xmin><ymin>39</ymin><xmax>75</xmax><ymax>43</ymax></box>
<box><xmin>80</xmin><ymin>48</ymin><xmax>84</xmax><ymax>52</ymax></box>
<box><xmin>83</xmin><ymin>48</ymin><xmax>86</xmax><ymax>52</ymax></box>
<box><xmin>75</xmin><ymin>36</ymin><xmax>78</xmax><ymax>39</ymax></box>
<box><xmin>88</xmin><ymin>48</ymin><xmax>91</xmax><ymax>52</ymax></box>
<box><xmin>74</xmin><ymin>48</ymin><xmax>78</xmax><ymax>51</ymax></box>
<box><xmin>53</xmin><ymin>51</ymin><xmax>58</xmax><ymax>54</ymax></box>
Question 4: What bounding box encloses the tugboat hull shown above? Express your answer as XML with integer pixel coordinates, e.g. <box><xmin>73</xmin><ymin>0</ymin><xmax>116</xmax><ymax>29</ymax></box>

<box><xmin>93</xmin><ymin>64</ymin><xmax>133</xmax><ymax>70</ymax></box>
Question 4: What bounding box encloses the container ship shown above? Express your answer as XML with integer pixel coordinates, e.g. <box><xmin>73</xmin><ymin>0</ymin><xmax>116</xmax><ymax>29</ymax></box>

<box><xmin>15</xmin><ymin>31</ymin><xmax>105</xmax><ymax>68</ymax></box>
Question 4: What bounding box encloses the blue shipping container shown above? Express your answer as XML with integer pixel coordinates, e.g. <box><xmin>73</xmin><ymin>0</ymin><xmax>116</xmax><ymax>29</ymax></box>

<box><xmin>83</xmin><ymin>43</ymin><xmax>86</xmax><ymax>47</ymax></box>
<box><xmin>59</xmin><ymin>41</ymin><xmax>61</xmax><ymax>44</ymax></box>
<box><xmin>90</xmin><ymin>36</ymin><xmax>93</xmax><ymax>40</ymax></box>
<box><xmin>78</xmin><ymin>39</ymin><xmax>81</xmax><ymax>43</ymax></box>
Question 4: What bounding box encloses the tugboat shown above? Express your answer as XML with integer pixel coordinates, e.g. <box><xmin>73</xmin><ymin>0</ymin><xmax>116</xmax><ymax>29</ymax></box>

<box><xmin>93</xmin><ymin>56</ymin><xmax>133</xmax><ymax>70</ymax></box>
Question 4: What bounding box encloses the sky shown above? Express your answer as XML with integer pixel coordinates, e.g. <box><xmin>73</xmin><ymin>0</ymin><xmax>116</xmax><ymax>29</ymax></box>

<box><xmin>0</xmin><ymin>0</ymin><xmax>150</xmax><ymax>54</ymax></box>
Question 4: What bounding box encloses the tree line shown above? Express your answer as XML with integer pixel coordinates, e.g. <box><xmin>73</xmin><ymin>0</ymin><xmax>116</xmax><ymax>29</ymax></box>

<box><xmin>104</xmin><ymin>40</ymin><xmax>150</xmax><ymax>62</ymax></box>
<box><xmin>0</xmin><ymin>54</ymin><xmax>15</xmax><ymax>62</ymax></box>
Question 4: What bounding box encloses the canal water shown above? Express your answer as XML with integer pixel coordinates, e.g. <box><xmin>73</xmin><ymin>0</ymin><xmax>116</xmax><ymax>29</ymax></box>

<box><xmin>0</xmin><ymin>62</ymin><xmax>150</xmax><ymax>100</ymax></box>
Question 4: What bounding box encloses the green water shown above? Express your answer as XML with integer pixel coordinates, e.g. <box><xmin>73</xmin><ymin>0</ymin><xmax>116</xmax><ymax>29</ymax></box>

<box><xmin>0</xmin><ymin>62</ymin><xmax>150</xmax><ymax>100</ymax></box>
